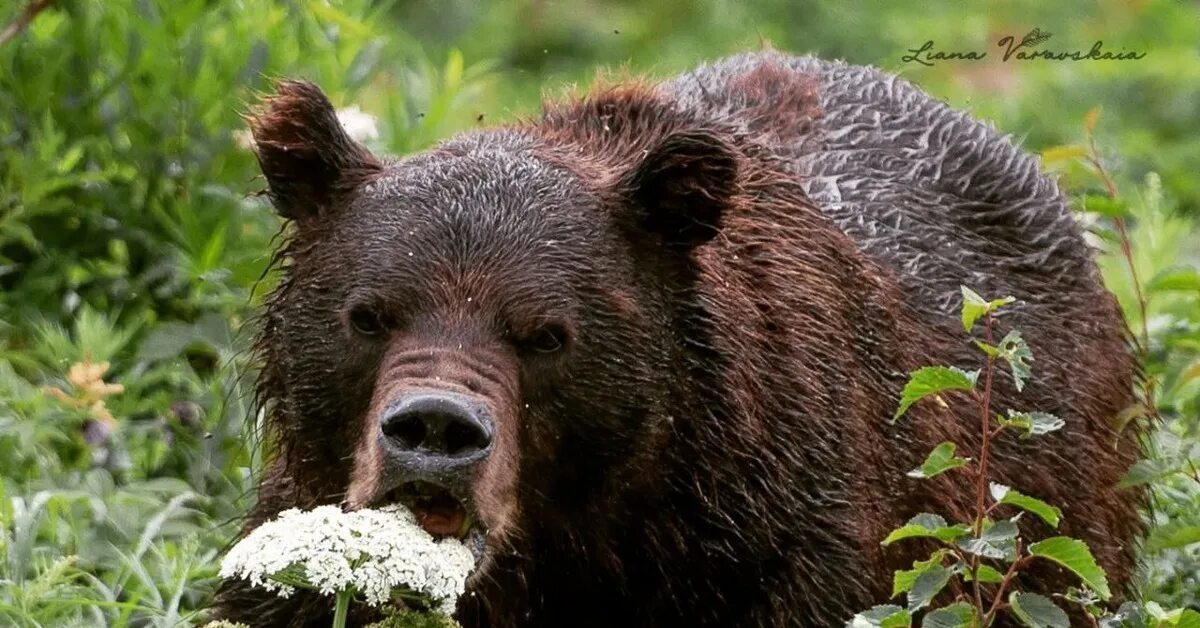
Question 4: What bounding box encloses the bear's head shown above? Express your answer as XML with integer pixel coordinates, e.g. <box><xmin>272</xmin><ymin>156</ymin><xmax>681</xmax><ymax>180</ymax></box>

<box><xmin>248</xmin><ymin>80</ymin><xmax>742</xmax><ymax>569</ymax></box>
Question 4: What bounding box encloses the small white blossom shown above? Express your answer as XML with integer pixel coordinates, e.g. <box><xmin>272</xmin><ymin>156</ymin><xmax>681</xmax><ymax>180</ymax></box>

<box><xmin>219</xmin><ymin>505</ymin><xmax>474</xmax><ymax>614</ymax></box>
<box><xmin>336</xmin><ymin>106</ymin><xmax>380</xmax><ymax>144</ymax></box>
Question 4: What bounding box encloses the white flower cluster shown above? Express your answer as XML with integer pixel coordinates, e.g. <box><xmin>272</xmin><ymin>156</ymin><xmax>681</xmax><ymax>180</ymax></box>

<box><xmin>219</xmin><ymin>505</ymin><xmax>474</xmax><ymax>614</ymax></box>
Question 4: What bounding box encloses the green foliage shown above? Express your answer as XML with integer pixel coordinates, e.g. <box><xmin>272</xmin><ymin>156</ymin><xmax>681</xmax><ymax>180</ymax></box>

<box><xmin>1027</xmin><ymin>537</ymin><xmax>1111</xmax><ymax>601</ymax></box>
<box><xmin>907</xmin><ymin>443</ymin><xmax>969</xmax><ymax>479</ymax></box>
<box><xmin>865</xmin><ymin>289</ymin><xmax>1193</xmax><ymax>625</ymax></box>
<box><xmin>989</xmin><ymin>484</ymin><xmax>1062</xmax><ymax>528</ymax></box>
<box><xmin>893</xmin><ymin>367</ymin><xmax>978</xmax><ymax>420</ymax></box>
<box><xmin>1010</xmin><ymin>591</ymin><xmax>1070</xmax><ymax>628</ymax></box>
<box><xmin>0</xmin><ymin>0</ymin><xmax>1196</xmax><ymax>626</ymax></box>
<box><xmin>0</xmin><ymin>1</ymin><xmax>493</xmax><ymax>625</ymax></box>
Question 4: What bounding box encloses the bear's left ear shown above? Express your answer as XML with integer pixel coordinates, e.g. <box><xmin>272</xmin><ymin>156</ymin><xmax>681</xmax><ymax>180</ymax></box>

<box><xmin>624</xmin><ymin>129</ymin><xmax>740</xmax><ymax>250</ymax></box>
<box><xmin>248</xmin><ymin>80</ymin><xmax>382</xmax><ymax>222</ymax></box>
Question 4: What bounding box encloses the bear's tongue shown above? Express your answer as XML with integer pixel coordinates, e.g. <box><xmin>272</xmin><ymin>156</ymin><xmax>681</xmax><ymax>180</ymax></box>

<box><xmin>413</xmin><ymin>492</ymin><xmax>467</xmax><ymax>538</ymax></box>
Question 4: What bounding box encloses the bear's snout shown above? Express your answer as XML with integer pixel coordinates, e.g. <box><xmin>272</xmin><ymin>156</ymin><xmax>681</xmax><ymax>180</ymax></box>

<box><xmin>380</xmin><ymin>390</ymin><xmax>494</xmax><ymax>471</ymax></box>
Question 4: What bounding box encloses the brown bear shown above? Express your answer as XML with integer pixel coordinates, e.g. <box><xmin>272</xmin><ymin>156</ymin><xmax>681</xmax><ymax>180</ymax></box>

<box><xmin>213</xmin><ymin>51</ymin><xmax>1142</xmax><ymax>627</ymax></box>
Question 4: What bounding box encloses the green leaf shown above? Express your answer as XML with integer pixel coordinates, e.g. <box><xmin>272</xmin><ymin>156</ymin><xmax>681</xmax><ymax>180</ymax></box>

<box><xmin>957</xmin><ymin>519</ymin><xmax>1018</xmax><ymax>560</ymax></box>
<box><xmin>1146</xmin><ymin>267</ymin><xmax>1200</xmax><ymax>294</ymax></box>
<box><xmin>990</xmin><ymin>483</ymin><xmax>1062</xmax><ymax>527</ymax></box>
<box><xmin>1082</xmin><ymin>194</ymin><xmax>1130</xmax><ymax>219</ymax></box>
<box><xmin>1146</xmin><ymin>522</ymin><xmax>1200</xmax><ymax>552</ymax></box>
<box><xmin>997</xmin><ymin>410</ymin><xmax>1064</xmax><ymax>438</ymax></box>
<box><xmin>1028</xmin><ymin>537</ymin><xmax>1111</xmax><ymax>600</ymax></box>
<box><xmin>1010</xmin><ymin>591</ymin><xmax>1070</xmax><ymax>628</ymax></box>
<box><xmin>961</xmin><ymin>286</ymin><xmax>1016</xmax><ymax>332</ymax></box>
<box><xmin>906</xmin><ymin>565</ymin><xmax>952</xmax><ymax>611</ymax></box>
<box><xmin>1176</xmin><ymin>609</ymin><xmax>1200</xmax><ymax>628</ymax></box>
<box><xmin>907</xmin><ymin>442</ymin><xmax>969</xmax><ymax>479</ymax></box>
<box><xmin>893</xmin><ymin>367</ymin><xmax>978</xmax><ymax>420</ymax></box>
<box><xmin>891</xmin><ymin>550</ymin><xmax>950</xmax><ymax>598</ymax></box>
<box><xmin>963</xmin><ymin>564</ymin><xmax>1005</xmax><ymax>584</ymax></box>
<box><xmin>881</xmin><ymin>514</ymin><xmax>970</xmax><ymax>547</ymax></box>
<box><xmin>923</xmin><ymin>602</ymin><xmax>978</xmax><ymax>628</ymax></box>
<box><xmin>996</xmin><ymin>330</ymin><xmax>1033</xmax><ymax>392</ymax></box>
<box><xmin>847</xmin><ymin>604</ymin><xmax>912</xmax><ymax>627</ymax></box>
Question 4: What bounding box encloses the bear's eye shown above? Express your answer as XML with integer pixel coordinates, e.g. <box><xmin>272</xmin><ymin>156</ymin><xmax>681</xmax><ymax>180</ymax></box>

<box><xmin>348</xmin><ymin>305</ymin><xmax>388</xmax><ymax>338</ymax></box>
<box><xmin>520</xmin><ymin>324</ymin><xmax>569</xmax><ymax>354</ymax></box>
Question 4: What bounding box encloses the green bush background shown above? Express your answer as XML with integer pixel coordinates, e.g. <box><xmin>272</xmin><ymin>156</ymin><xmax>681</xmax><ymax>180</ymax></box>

<box><xmin>0</xmin><ymin>1</ymin><xmax>1197</xmax><ymax>625</ymax></box>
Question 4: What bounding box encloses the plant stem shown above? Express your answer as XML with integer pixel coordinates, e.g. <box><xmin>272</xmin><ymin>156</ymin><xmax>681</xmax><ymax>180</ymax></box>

<box><xmin>0</xmin><ymin>0</ymin><xmax>54</xmax><ymax>47</ymax></box>
<box><xmin>974</xmin><ymin>314</ymin><xmax>997</xmax><ymax>536</ymax></box>
<box><xmin>971</xmin><ymin>314</ymin><xmax>998</xmax><ymax>623</ymax></box>
<box><xmin>982</xmin><ymin>545</ymin><xmax>1027</xmax><ymax>625</ymax></box>
<box><xmin>332</xmin><ymin>590</ymin><xmax>351</xmax><ymax>628</ymax></box>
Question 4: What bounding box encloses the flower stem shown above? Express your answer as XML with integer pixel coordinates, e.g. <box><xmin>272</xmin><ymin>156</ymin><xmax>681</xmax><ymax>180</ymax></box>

<box><xmin>332</xmin><ymin>590</ymin><xmax>351</xmax><ymax>628</ymax></box>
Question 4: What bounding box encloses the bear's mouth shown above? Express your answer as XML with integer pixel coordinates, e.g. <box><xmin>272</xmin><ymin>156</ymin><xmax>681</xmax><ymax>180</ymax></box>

<box><xmin>374</xmin><ymin>480</ymin><xmax>487</xmax><ymax>560</ymax></box>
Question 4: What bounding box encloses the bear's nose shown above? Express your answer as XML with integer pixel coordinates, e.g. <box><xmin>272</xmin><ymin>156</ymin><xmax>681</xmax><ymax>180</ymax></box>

<box><xmin>380</xmin><ymin>391</ymin><xmax>493</xmax><ymax>465</ymax></box>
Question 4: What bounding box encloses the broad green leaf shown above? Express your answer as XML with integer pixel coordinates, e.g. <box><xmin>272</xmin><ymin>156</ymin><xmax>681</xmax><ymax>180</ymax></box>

<box><xmin>963</xmin><ymin>564</ymin><xmax>1004</xmax><ymax>584</ymax></box>
<box><xmin>996</xmin><ymin>330</ymin><xmax>1033</xmax><ymax>392</ymax></box>
<box><xmin>1010</xmin><ymin>591</ymin><xmax>1070</xmax><ymax>628</ymax></box>
<box><xmin>847</xmin><ymin>604</ymin><xmax>912</xmax><ymax>628</ymax></box>
<box><xmin>893</xmin><ymin>367</ymin><xmax>978</xmax><ymax>420</ymax></box>
<box><xmin>1028</xmin><ymin>537</ymin><xmax>1111</xmax><ymax>600</ymax></box>
<box><xmin>891</xmin><ymin>550</ymin><xmax>950</xmax><ymax>598</ymax></box>
<box><xmin>960</xmin><ymin>286</ymin><xmax>1016</xmax><ymax>332</ymax></box>
<box><xmin>907</xmin><ymin>442</ymin><xmax>969</xmax><ymax>479</ymax></box>
<box><xmin>998</xmin><ymin>410</ymin><xmax>1064</xmax><ymax>438</ymax></box>
<box><xmin>1146</xmin><ymin>267</ymin><xmax>1200</xmax><ymax>294</ymax></box>
<box><xmin>881</xmin><ymin>514</ymin><xmax>970</xmax><ymax>547</ymax></box>
<box><xmin>906</xmin><ymin>565</ymin><xmax>952</xmax><ymax>611</ymax></box>
<box><xmin>989</xmin><ymin>483</ymin><xmax>1062</xmax><ymax>527</ymax></box>
<box><xmin>957</xmin><ymin>519</ymin><xmax>1018</xmax><ymax>560</ymax></box>
<box><xmin>923</xmin><ymin>602</ymin><xmax>978</xmax><ymax>628</ymax></box>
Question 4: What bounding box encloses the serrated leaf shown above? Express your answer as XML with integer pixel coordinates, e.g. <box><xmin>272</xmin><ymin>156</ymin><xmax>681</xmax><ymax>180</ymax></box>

<box><xmin>996</xmin><ymin>330</ymin><xmax>1033</xmax><ymax>392</ymax></box>
<box><xmin>997</xmin><ymin>410</ymin><xmax>1064</xmax><ymax>438</ymax></box>
<box><xmin>990</xmin><ymin>483</ymin><xmax>1061</xmax><ymax>527</ymax></box>
<box><xmin>957</xmin><ymin>519</ymin><xmax>1019</xmax><ymax>560</ymax></box>
<box><xmin>906</xmin><ymin>565</ymin><xmax>952</xmax><ymax>611</ymax></box>
<box><xmin>961</xmin><ymin>286</ymin><xmax>1016</xmax><ymax>332</ymax></box>
<box><xmin>847</xmin><ymin>604</ymin><xmax>912</xmax><ymax>628</ymax></box>
<box><xmin>907</xmin><ymin>442</ymin><xmax>969</xmax><ymax>479</ymax></box>
<box><xmin>923</xmin><ymin>602</ymin><xmax>978</xmax><ymax>628</ymax></box>
<box><xmin>881</xmin><ymin>514</ymin><xmax>970</xmax><ymax>547</ymax></box>
<box><xmin>1028</xmin><ymin>537</ymin><xmax>1111</xmax><ymax>600</ymax></box>
<box><xmin>1011</xmin><ymin>591</ymin><xmax>1070</xmax><ymax>628</ymax></box>
<box><xmin>894</xmin><ymin>367</ymin><xmax>978</xmax><ymax>420</ymax></box>
<box><xmin>891</xmin><ymin>550</ymin><xmax>950</xmax><ymax>598</ymax></box>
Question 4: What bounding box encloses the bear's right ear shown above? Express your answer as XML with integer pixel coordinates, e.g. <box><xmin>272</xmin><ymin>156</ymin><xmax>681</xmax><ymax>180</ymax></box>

<box><xmin>622</xmin><ymin>128</ymin><xmax>740</xmax><ymax>251</ymax></box>
<box><xmin>247</xmin><ymin>80</ymin><xmax>382</xmax><ymax>221</ymax></box>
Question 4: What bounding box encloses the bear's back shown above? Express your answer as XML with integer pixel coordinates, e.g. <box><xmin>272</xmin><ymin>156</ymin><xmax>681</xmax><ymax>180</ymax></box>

<box><xmin>664</xmin><ymin>52</ymin><xmax>1106</xmax><ymax>322</ymax></box>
